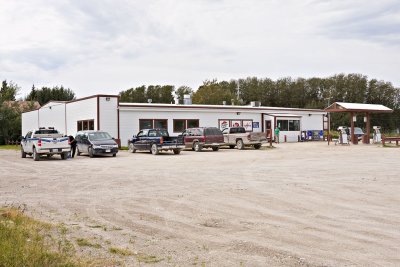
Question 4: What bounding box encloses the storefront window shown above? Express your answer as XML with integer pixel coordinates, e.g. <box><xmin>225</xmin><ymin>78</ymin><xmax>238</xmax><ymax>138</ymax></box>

<box><xmin>277</xmin><ymin>120</ymin><xmax>288</xmax><ymax>131</ymax></box>
<box><xmin>278</xmin><ymin>119</ymin><xmax>300</xmax><ymax>131</ymax></box>
<box><xmin>187</xmin><ymin>119</ymin><xmax>199</xmax><ymax>128</ymax></box>
<box><xmin>139</xmin><ymin>119</ymin><xmax>153</xmax><ymax>129</ymax></box>
<box><xmin>173</xmin><ymin>120</ymin><xmax>185</xmax><ymax>133</ymax></box>
<box><xmin>154</xmin><ymin>119</ymin><xmax>167</xmax><ymax>129</ymax></box>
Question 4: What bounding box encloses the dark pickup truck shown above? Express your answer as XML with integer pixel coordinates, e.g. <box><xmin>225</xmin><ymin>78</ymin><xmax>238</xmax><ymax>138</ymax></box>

<box><xmin>128</xmin><ymin>129</ymin><xmax>185</xmax><ymax>155</ymax></box>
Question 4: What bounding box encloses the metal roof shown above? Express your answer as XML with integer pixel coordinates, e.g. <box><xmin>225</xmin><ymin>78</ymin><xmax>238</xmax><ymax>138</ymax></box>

<box><xmin>325</xmin><ymin>102</ymin><xmax>393</xmax><ymax>113</ymax></box>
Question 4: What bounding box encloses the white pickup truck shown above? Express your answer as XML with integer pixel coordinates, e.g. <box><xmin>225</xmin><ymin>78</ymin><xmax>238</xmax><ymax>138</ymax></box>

<box><xmin>222</xmin><ymin>127</ymin><xmax>267</xmax><ymax>150</ymax></box>
<box><xmin>21</xmin><ymin>127</ymin><xmax>71</xmax><ymax>161</ymax></box>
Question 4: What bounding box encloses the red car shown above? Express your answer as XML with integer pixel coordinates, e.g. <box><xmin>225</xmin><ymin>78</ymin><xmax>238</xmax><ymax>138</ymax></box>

<box><xmin>182</xmin><ymin>127</ymin><xmax>224</xmax><ymax>152</ymax></box>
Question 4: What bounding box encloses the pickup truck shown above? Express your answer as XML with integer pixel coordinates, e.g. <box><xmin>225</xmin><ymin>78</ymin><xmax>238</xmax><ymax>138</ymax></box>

<box><xmin>128</xmin><ymin>129</ymin><xmax>185</xmax><ymax>155</ymax></box>
<box><xmin>222</xmin><ymin>127</ymin><xmax>267</xmax><ymax>150</ymax></box>
<box><xmin>21</xmin><ymin>127</ymin><xmax>71</xmax><ymax>161</ymax></box>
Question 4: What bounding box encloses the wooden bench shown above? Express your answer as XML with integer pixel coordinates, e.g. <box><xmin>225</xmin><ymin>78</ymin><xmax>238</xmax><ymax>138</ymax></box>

<box><xmin>381</xmin><ymin>135</ymin><xmax>400</xmax><ymax>146</ymax></box>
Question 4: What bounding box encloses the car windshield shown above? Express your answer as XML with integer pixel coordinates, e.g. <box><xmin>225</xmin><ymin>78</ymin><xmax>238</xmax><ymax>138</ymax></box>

<box><xmin>34</xmin><ymin>129</ymin><xmax>59</xmax><ymax>134</ymax></box>
<box><xmin>88</xmin><ymin>132</ymin><xmax>112</xmax><ymax>141</ymax></box>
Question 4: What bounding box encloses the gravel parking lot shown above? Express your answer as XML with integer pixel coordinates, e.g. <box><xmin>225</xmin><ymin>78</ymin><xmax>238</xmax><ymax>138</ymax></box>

<box><xmin>1</xmin><ymin>143</ymin><xmax>400</xmax><ymax>266</ymax></box>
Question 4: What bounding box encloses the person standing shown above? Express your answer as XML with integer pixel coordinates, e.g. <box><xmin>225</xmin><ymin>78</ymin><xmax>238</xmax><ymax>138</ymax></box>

<box><xmin>274</xmin><ymin>126</ymin><xmax>280</xmax><ymax>144</ymax></box>
<box><xmin>68</xmin><ymin>135</ymin><xmax>77</xmax><ymax>158</ymax></box>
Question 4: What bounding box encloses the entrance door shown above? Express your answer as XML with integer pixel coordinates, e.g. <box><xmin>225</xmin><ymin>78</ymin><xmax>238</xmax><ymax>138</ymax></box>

<box><xmin>265</xmin><ymin>120</ymin><xmax>272</xmax><ymax>138</ymax></box>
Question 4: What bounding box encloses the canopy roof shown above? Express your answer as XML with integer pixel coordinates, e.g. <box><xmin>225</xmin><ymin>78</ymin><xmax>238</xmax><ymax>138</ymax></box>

<box><xmin>325</xmin><ymin>102</ymin><xmax>393</xmax><ymax>113</ymax></box>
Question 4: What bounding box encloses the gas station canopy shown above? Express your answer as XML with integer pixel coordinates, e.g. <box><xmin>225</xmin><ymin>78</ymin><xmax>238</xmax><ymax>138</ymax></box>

<box><xmin>325</xmin><ymin>102</ymin><xmax>393</xmax><ymax>113</ymax></box>
<box><xmin>324</xmin><ymin>102</ymin><xmax>393</xmax><ymax>144</ymax></box>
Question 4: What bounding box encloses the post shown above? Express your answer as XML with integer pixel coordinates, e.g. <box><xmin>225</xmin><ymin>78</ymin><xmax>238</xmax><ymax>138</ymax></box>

<box><xmin>269</xmin><ymin>129</ymin><xmax>273</xmax><ymax>147</ymax></box>
<box><xmin>327</xmin><ymin>112</ymin><xmax>331</xmax><ymax>145</ymax></box>
<box><xmin>350</xmin><ymin>112</ymin><xmax>355</xmax><ymax>144</ymax></box>
<box><xmin>365</xmin><ymin>112</ymin><xmax>370</xmax><ymax>144</ymax></box>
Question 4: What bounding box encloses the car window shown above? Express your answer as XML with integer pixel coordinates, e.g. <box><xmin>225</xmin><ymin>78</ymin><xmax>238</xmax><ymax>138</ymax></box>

<box><xmin>222</xmin><ymin>128</ymin><xmax>229</xmax><ymax>134</ymax></box>
<box><xmin>138</xmin><ymin>130</ymin><xmax>148</xmax><ymax>137</ymax></box>
<box><xmin>88</xmin><ymin>132</ymin><xmax>112</xmax><ymax>141</ymax></box>
<box><xmin>237</xmin><ymin>127</ymin><xmax>246</xmax><ymax>133</ymax></box>
<box><xmin>157</xmin><ymin>130</ymin><xmax>169</xmax><ymax>137</ymax></box>
<box><xmin>34</xmin><ymin>129</ymin><xmax>59</xmax><ymax>134</ymax></box>
<box><xmin>25</xmin><ymin>132</ymin><xmax>32</xmax><ymax>139</ymax></box>
<box><xmin>148</xmin><ymin>130</ymin><xmax>157</xmax><ymax>137</ymax></box>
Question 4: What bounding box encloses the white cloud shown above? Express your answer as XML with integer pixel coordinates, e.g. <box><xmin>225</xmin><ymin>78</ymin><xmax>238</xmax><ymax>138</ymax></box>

<box><xmin>0</xmin><ymin>0</ymin><xmax>399</xmax><ymax>98</ymax></box>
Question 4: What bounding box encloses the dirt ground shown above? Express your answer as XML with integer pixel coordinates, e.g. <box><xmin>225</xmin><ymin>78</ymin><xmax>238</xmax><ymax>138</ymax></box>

<box><xmin>1</xmin><ymin>143</ymin><xmax>399</xmax><ymax>266</ymax></box>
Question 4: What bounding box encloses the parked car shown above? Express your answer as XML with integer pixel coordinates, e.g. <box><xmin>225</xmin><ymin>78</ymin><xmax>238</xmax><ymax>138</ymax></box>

<box><xmin>182</xmin><ymin>127</ymin><xmax>224</xmax><ymax>152</ymax></box>
<box><xmin>128</xmin><ymin>129</ymin><xmax>184</xmax><ymax>155</ymax></box>
<box><xmin>341</xmin><ymin>126</ymin><xmax>364</xmax><ymax>141</ymax></box>
<box><xmin>222</xmin><ymin>127</ymin><xmax>267</xmax><ymax>149</ymax></box>
<box><xmin>20</xmin><ymin>127</ymin><xmax>70</xmax><ymax>161</ymax></box>
<box><xmin>75</xmin><ymin>131</ymin><xmax>118</xmax><ymax>158</ymax></box>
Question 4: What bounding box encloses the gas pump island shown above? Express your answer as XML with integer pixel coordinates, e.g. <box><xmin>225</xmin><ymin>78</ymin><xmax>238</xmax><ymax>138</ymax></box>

<box><xmin>325</xmin><ymin>102</ymin><xmax>393</xmax><ymax>145</ymax></box>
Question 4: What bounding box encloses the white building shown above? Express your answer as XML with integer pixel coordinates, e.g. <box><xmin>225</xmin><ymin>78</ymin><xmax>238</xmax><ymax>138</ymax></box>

<box><xmin>22</xmin><ymin>94</ymin><xmax>327</xmax><ymax>146</ymax></box>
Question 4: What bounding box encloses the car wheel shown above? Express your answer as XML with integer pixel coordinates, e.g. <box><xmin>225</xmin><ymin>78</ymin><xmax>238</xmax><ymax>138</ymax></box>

<box><xmin>212</xmin><ymin>146</ymin><xmax>219</xmax><ymax>151</ymax></box>
<box><xmin>88</xmin><ymin>147</ymin><xmax>94</xmax><ymax>158</ymax></box>
<box><xmin>194</xmin><ymin>142</ymin><xmax>202</xmax><ymax>152</ymax></box>
<box><xmin>173</xmin><ymin>149</ymin><xmax>181</xmax><ymax>155</ymax></box>
<box><xmin>77</xmin><ymin>148</ymin><xmax>81</xmax><ymax>156</ymax></box>
<box><xmin>33</xmin><ymin>147</ymin><xmax>39</xmax><ymax>161</ymax></box>
<box><xmin>112</xmin><ymin>153</ymin><xmax>116</xmax><ymax>157</ymax></box>
<box><xmin>254</xmin><ymin>144</ymin><xmax>262</xmax><ymax>149</ymax></box>
<box><xmin>21</xmin><ymin>146</ymin><xmax>26</xmax><ymax>158</ymax></box>
<box><xmin>151</xmin><ymin>144</ymin><xmax>159</xmax><ymax>155</ymax></box>
<box><xmin>229</xmin><ymin>145</ymin><xmax>235</xmax><ymax>149</ymax></box>
<box><xmin>128</xmin><ymin>143</ymin><xmax>136</xmax><ymax>153</ymax></box>
<box><xmin>60</xmin><ymin>153</ymin><xmax>68</xmax><ymax>160</ymax></box>
<box><xmin>236</xmin><ymin>139</ymin><xmax>244</xmax><ymax>150</ymax></box>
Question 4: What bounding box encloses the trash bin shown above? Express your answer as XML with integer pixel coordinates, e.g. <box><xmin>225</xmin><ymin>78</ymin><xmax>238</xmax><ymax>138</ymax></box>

<box><xmin>362</xmin><ymin>135</ymin><xmax>369</xmax><ymax>144</ymax></box>
<box><xmin>353</xmin><ymin>135</ymin><xmax>358</xmax><ymax>144</ymax></box>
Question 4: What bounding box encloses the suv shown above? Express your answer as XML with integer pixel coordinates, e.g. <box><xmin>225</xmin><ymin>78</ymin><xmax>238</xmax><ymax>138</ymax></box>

<box><xmin>182</xmin><ymin>127</ymin><xmax>224</xmax><ymax>152</ymax></box>
<box><xmin>75</xmin><ymin>131</ymin><xmax>118</xmax><ymax>158</ymax></box>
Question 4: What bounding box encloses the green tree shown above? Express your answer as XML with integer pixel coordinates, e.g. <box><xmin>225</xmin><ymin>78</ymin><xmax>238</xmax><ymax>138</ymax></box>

<box><xmin>192</xmin><ymin>79</ymin><xmax>236</xmax><ymax>105</ymax></box>
<box><xmin>25</xmin><ymin>85</ymin><xmax>75</xmax><ymax>105</ymax></box>
<box><xmin>0</xmin><ymin>80</ymin><xmax>20</xmax><ymax>102</ymax></box>
<box><xmin>0</xmin><ymin>80</ymin><xmax>22</xmax><ymax>144</ymax></box>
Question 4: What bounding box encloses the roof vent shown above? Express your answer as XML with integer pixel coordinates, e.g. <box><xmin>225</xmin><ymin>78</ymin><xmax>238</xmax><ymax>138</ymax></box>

<box><xmin>250</xmin><ymin>101</ymin><xmax>261</xmax><ymax>107</ymax></box>
<box><xmin>148</xmin><ymin>99</ymin><xmax>152</xmax><ymax>103</ymax></box>
<box><xmin>183</xmin><ymin>94</ymin><xmax>192</xmax><ymax>105</ymax></box>
<box><xmin>222</xmin><ymin>101</ymin><xmax>227</xmax><ymax>105</ymax></box>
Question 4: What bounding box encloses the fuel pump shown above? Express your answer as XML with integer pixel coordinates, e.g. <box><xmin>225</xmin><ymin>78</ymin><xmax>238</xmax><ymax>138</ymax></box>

<box><xmin>337</xmin><ymin>126</ymin><xmax>349</xmax><ymax>145</ymax></box>
<box><xmin>373</xmin><ymin>126</ymin><xmax>381</xmax><ymax>143</ymax></box>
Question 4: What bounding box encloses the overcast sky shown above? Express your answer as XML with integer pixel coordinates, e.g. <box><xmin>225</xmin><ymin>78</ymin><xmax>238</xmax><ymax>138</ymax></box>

<box><xmin>1</xmin><ymin>0</ymin><xmax>399</xmax><ymax>98</ymax></box>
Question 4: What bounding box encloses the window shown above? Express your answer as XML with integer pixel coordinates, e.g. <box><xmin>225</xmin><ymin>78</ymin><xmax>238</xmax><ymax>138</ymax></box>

<box><xmin>277</xmin><ymin>119</ymin><xmax>300</xmax><ymax>131</ymax></box>
<box><xmin>77</xmin><ymin>120</ymin><xmax>95</xmax><ymax>131</ymax></box>
<box><xmin>139</xmin><ymin>119</ymin><xmax>168</xmax><ymax>130</ymax></box>
<box><xmin>173</xmin><ymin>120</ymin><xmax>185</xmax><ymax>133</ymax></box>
<box><xmin>139</xmin><ymin>119</ymin><xmax>153</xmax><ymax>130</ymax></box>
<box><xmin>289</xmin><ymin>120</ymin><xmax>300</xmax><ymax>131</ymax></box>
<box><xmin>173</xmin><ymin>119</ymin><xmax>200</xmax><ymax>133</ymax></box>
<box><xmin>154</xmin><ymin>119</ymin><xmax>167</xmax><ymax>129</ymax></box>
<box><xmin>187</xmin><ymin>119</ymin><xmax>199</xmax><ymax>128</ymax></box>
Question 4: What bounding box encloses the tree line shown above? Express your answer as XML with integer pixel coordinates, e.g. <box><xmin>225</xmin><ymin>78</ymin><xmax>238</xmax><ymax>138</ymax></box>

<box><xmin>119</xmin><ymin>74</ymin><xmax>400</xmax><ymax>131</ymax></box>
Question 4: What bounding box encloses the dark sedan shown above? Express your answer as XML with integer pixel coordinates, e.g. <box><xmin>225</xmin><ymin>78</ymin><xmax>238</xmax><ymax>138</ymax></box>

<box><xmin>75</xmin><ymin>131</ymin><xmax>118</xmax><ymax>157</ymax></box>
